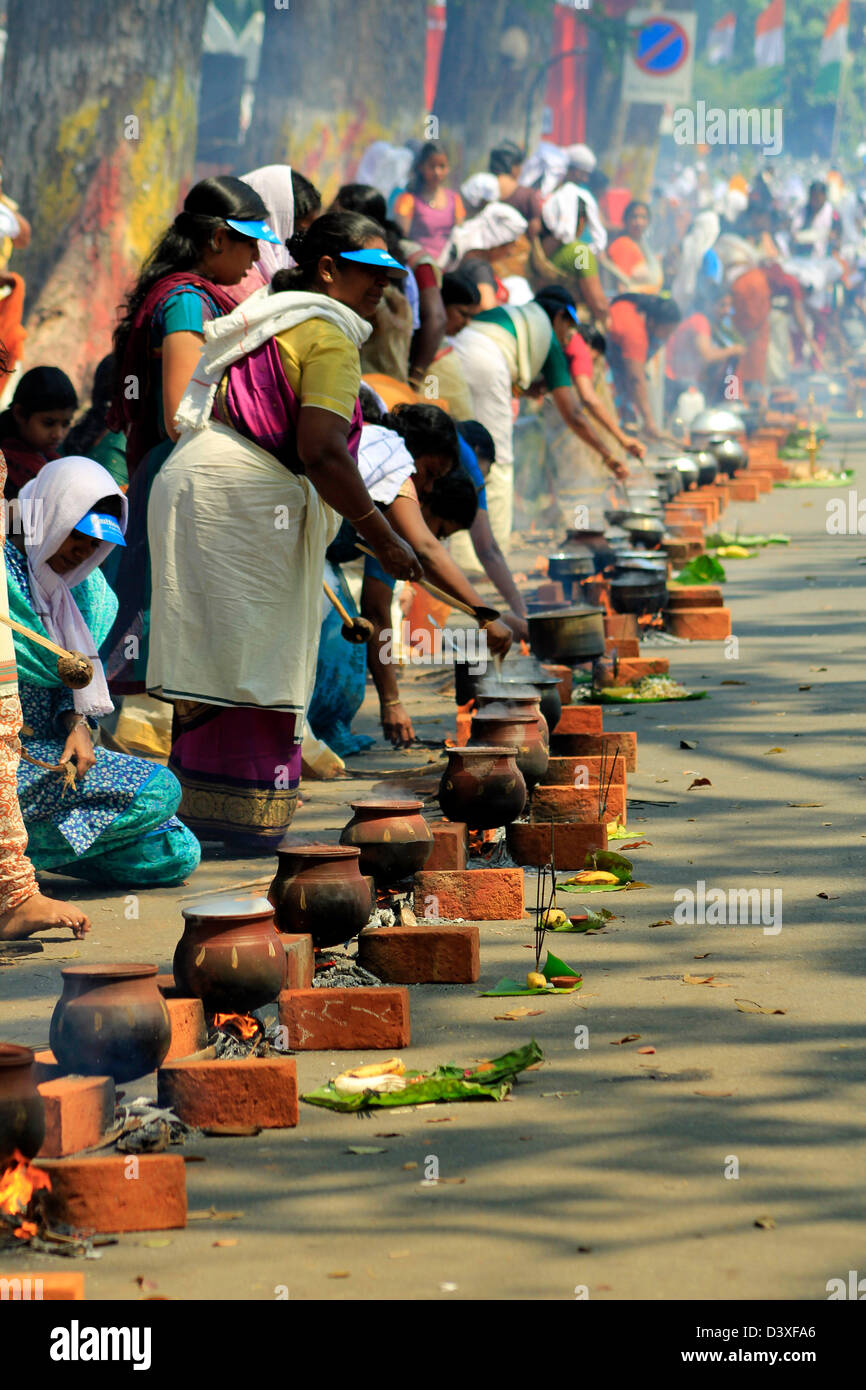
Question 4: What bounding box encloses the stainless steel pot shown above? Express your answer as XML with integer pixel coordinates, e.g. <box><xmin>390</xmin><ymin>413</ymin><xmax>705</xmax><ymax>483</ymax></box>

<box><xmin>528</xmin><ymin>606</ymin><xmax>606</xmax><ymax>664</ymax></box>
<box><xmin>692</xmin><ymin>450</ymin><xmax>719</xmax><ymax>486</ymax></box>
<box><xmin>711</xmin><ymin>437</ymin><xmax>748</xmax><ymax>476</ymax></box>
<box><xmin>689</xmin><ymin>407</ymin><xmax>746</xmax><ymax>451</ymax></box>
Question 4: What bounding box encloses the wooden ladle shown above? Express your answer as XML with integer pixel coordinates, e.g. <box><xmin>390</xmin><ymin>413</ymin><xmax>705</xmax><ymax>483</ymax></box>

<box><xmin>0</xmin><ymin>612</ymin><xmax>94</xmax><ymax>689</ymax></box>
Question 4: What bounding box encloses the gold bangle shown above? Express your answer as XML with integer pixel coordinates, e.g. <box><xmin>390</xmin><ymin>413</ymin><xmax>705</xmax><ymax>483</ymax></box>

<box><xmin>349</xmin><ymin>506</ymin><xmax>378</xmax><ymax>525</ymax></box>
<box><xmin>381</xmin><ymin>697</ymin><xmax>402</xmax><ymax>708</ymax></box>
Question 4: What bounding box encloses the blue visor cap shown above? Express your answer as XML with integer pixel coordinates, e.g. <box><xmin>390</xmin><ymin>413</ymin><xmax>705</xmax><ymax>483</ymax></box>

<box><xmin>225</xmin><ymin>217</ymin><xmax>282</xmax><ymax>246</ymax></box>
<box><xmin>339</xmin><ymin>247</ymin><xmax>408</xmax><ymax>278</ymax></box>
<box><xmin>566</xmin><ymin>305</ymin><xmax>580</xmax><ymax>324</ymax></box>
<box><xmin>74</xmin><ymin>511</ymin><xmax>126</xmax><ymax>547</ymax></box>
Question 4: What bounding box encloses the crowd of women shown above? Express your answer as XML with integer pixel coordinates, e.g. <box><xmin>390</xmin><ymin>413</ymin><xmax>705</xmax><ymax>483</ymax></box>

<box><xmin>1</xmin><ymin>134</ymin><xmax>863</xmax><ymax>937</ymax></box>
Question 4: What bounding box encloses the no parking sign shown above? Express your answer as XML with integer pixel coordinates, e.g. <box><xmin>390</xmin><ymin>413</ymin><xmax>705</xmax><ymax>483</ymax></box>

<box><xmin>622</xmin><ymin>9</ymin><xmax>696</xmax><ymax>105</ymax></box>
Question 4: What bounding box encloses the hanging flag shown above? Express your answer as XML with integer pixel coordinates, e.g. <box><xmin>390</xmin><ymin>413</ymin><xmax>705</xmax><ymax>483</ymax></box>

<box><xmin>815</xmin><ymin>0</ymin><xmax>848</xmax><ymax>97</ymax></box>
<box><xmin>706</xmin><ymin>12</ymin><xmax>736</xmax><ymax>66</ymax></box>
<box><xmin>425</xmin><ymin>1</ymin><xmax>447</xmax><ymax>113</ymax></box>
<box><xmin>754</xmin><ymin>0</ymin><xmax>784</xmax><ymax>68</ymax></box>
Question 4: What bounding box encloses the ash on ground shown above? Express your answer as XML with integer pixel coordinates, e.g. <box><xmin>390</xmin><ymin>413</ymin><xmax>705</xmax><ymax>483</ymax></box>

<box><xmin>314</xmin><ymin>951</ymin><xmax>382</xmax><ymax>988</ymax></box>
<box><xmin>208</xmin><ymin>1014</ymin><xmax>286</xmax><ymax>1059</ymax></box>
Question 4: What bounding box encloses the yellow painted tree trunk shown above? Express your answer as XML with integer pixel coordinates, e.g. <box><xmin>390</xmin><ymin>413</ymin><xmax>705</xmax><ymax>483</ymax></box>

<box><xmin>0</xmin><ymin>0</ymin><xmax>208</xmax><ymax>390</ymax></box>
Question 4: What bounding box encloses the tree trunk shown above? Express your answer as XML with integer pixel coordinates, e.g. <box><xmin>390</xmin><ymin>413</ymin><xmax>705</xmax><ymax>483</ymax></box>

<box><xmin>244</xmin><ymin>0</ymin><xmax>427</xmax><ymax>203</ymax></box>
<box><xmin>0</xmin><ymin>0</ymin><xmax>208</xmax><ymax>390</ymax></box>
<box><xmin>433</xmin><ymin>1</ymin><xmax>555</xmax><ymax>181</ymax></box>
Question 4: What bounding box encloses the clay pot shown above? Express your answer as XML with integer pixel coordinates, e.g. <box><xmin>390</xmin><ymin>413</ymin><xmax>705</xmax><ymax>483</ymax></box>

<box><xmin>0</xmin><ymin>1044</ymin><xmax>45</xmax><ymax>1165</ymax></box>
<box><xmin>469</xmin><ymin>711</ymin><xmax>549</xmax><ymax>793</ymax></box>
<box><xmin>497</xmin><ymin>663</ymin><xmax>562</xmax><ymax>730</ymax></box>
<box><xmin>49</xmin><ymin>965</ymin><xmax>171</xmax><ymax>1084</ymax></box>
<box><xmin>438</xmin><ymin>745</ymin><xmax>526</xmax><ymax>830</ymax></box>
<box><xmin>268</xmin><ymin>842</ymin><xmax>373</xmax><ymax>949</ymax></box>
<box><xmin>474</xmin><ymin>685</ymin><xmax>549</xmax><ymax>744</ymax></box>
<box><xmin>174</xmin><ymin>895</ymin><xmax>288</xmax><ymax>1013</ymax></box>
<box><xmin>340</xmin><ymin>799</ymin><xmax>433</xmax><ymax>886</ymax></box>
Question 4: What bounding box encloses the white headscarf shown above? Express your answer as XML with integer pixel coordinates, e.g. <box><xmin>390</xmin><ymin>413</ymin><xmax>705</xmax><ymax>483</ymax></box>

<box><xmin>565</xmin><ymin>143</ymin><xmax>596</xmax><ymax>176</ymax></box>
<box><xmin>518</xmin><ymin>142</ymin><xmax>569</xmax><ymax>198</ymax></box>
<box><xmin>18</xmin><ymin>457</ymin><xmax>128</xmax><ymax>717</ymax></box>
<box><xmin>441</xmin><ymin>201</ymin><xmax>527</xmax><ymax>268</ymax></box>
<box><xmin>240</xmin><ymin>165</ymin><xmax>294</xmax><ymax>284</ymax></box>
<box><xmin>460</xmin><ymin>172</ymin><xmax>499</xmax><ymax>211</ymax></box>
<box><xmin>541</xmin><ymin>182</ymin><xmax>607</xmax><ymax>254</ymax></box>
<box><xmin>672</xmin><ymin>210</ymin><xmax>720</xmax><ymax>308</ymax></box>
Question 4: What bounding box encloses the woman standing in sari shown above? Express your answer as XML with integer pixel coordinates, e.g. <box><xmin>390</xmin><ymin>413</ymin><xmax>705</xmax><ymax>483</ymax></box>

<box><xmin>147</xmin><ymin>213</ymin><xmax>422</xmax><ymax>850</ymax></box>
<box><xmin>604</xmin><ymin>202</ymin><xmax>663</xmax><ymax>295</ymax></box>
<box><xmin>102</xmin><ymin>176</ymin><xmax>283</xmax><ymax>695</ymax></box>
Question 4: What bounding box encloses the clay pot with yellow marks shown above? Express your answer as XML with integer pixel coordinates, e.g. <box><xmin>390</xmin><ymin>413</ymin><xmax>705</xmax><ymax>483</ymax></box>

<box><xmin>173</xmin><ymin>895</ymin><xmax>288</xmax><ymax>1013</ymax></box>
<box><xmin>49</xmin><ymin>964</ymin><xmax>171</xmax><ymax>1082</ymax></box>
<box><xmin>339</xmin><ymin>799</ymin><xmax>433</xmax><ymax>886</ymax></box>
<box><xmin>438</xmin><ymin>745</ymin><xmax>527</xmax><ymax>829</ymax></box>
<box><xmin>268</xmin><ymin>843</ymin><xmax>373</xmax><ymax>948</ymax></box>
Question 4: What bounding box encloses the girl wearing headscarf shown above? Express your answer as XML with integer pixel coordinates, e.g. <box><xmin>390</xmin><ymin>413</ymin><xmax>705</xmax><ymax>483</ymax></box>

<box><xmin>5</xmin><ymin>456</ymin><xmax>200</xmax><ymax>885</ymax></box>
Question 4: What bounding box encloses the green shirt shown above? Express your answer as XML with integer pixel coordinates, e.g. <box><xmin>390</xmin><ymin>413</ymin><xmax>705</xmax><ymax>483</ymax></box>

<box><xmin>474</xmin><ymin>305</ymin><xmax>572</xmax><ymax>391</ymax></box>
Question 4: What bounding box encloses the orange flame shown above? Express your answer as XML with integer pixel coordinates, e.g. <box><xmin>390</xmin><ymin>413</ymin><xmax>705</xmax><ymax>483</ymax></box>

<box><xmin>519</xmin><ymin>640</ymin><xmax>530</xmax><ymax>656</ymax></box>
<box><xmin>0</xmin><ymin>1151</ymin><xmax>51</xmax><ymax>1238</ymax></box>
<box><xmin>212</xmin><ymin>1012</ymin><xmax>260</xmax><ymax>1041</ymax></box>
<box><xmin>637</xmin><ymin>612</ymin><xmax>665</xmax><ymax>629</ymax></box>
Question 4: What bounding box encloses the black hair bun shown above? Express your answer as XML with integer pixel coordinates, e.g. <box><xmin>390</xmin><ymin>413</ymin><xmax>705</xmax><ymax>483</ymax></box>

<box><xmin>285</xmin><ymin>228</ymin><xmax>307</xmax><ymax>257</ymax></box>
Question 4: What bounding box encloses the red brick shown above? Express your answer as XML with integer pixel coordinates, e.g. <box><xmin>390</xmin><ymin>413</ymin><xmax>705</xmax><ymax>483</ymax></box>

<box><xmin>541</xmin><ymin>663</ymin><xmax>573</xmax><ymax>706</ymax></box>
<box><xmin>426</xmin><ymin>820</ymin><xmax>468</xmax><ymax>871</ymax></box>
<box><xmin>749</xmin><ymin>461</ymin><xmax>789</xmax><ymax>480</ymax></box>
<box><xmin>603</xmin><ymin>613</ymin><xmax>638</xmax><ymax>642</ymax></box>
<box><xmin>580</xmin><ymin>577</ymin><xmax>611</xmax><ymax>608</ymax></box>
<box><xmin>530</xmin><ymin>782</ymin><xmax>626</xmax><ymax>824</ymax></box>
<box><xmin>507</xmin><ymin>819</ymin><xmax>607</xmax><ymax>868</ymax></box>
<box><xmin>543</xmin><ymin>755</ymin><xmax>627</xmax><ymax>788</ymax></box>
<box><xmin>0</xmin><ymin>1273</ymin><xmax>85</xmax><ymax>1300</ymax></box>
<box><xmin>666</xmin><ymin>502</ymin><xmax>712</xmax><ymax>527</ymax></box>
<box><xmin>665</xmin><ymin>521</ymin><xmax>704</xmax><ymax>542</ymax></box>
<box><xmin>664</xmin><ymin>540</ymin><xmax>703</xmax><ymax>565</ymax></box>
<box><xmin>36</xmin><ymin>1155</ymin><xmax>186</xmax><ymax>1234</ymax></box>
<box><xmin>31</xmin><ymin>1049</ymin><xmax>64</xmax><ymax>1084</ymax></box>
<box><xmin>536</xmin><ymin>580</ymin><xmax>565</xmax><ymax>604</ymax></box>
<box><xmin>748</xmin><ymin>438</ymin><xmax>778</xmax><ymax>466</ymax></box>
<box><xmin>686</xmin><ymin>492</ymin><xmax>720</xmax><ymax>522</ymax></box>
<box><xmin>550</xmin><ymin>729</ymin><xmax>637</xmax><ymax>771</ymax></box>
<box><xmin>277</xmin><ymin>987</ymin><xmax>410</xmax><ymax>1050</ymax></box>
<box><xmin>605</xmin><ymin>637</ymin><xmax>640</xmax><ymax>658</ymax></box>
<box><xmin>357</xmin><ymin>923</ymin><xmax>480</xmax><ymax>983</ymax></box>
<box><xmin>414</xmin><ymin>867</ymin><xmax>524</xmax><ymax>921</ymax></box>
<box><xmin>155</xmin><ymin>972</ymin><xmax>181</xmax><ymax>997</ymax></box>
<box><xmin>608</xmin><ymin>656</ymin><xmax>669</xmax><ymax>685</ymax></box>
<box><xmin>739</xmin><ymin>469</ymin><xmax>772</xmax><ymax>493</ymax></box>
<box><xmin>280</xmin><ymin>932</ymin><xmax>315</xmax><ymax>990</ymax></box>
<box><xmin>729</xmin><ymin>479</ymin><xmax>760</xmax><ymax>502</ymax></box>
<box><xmin>666</xmin><ymin>606</ymin><xmax>732</xmax><ymax>641</ymax></box>
<box><xmin>37</xmin><ymin>1076</ymin><xmax>116</xmax><ymax>1158</ymax></box>
<box><xmin>552</xmin><ymin>704</ymin><xmax>603</xmax><ymax>736</ymax></box>
<box><xmin>158</xmin><ymin>1057</ymin><xmax>298</xmax><ymax>1129</ymax></box>
<box><xmin>667</xmin><ymin>584</ymin><xmax>723</xmax><ymax>609</ymax></box>
<box><xmin>163</xmin><ymin>996</ymin><xmax>208</xmax><ymax>1062</ymax></box>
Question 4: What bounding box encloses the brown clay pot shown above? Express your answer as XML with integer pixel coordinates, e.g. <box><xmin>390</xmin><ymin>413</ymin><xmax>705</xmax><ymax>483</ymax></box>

<box><xmin>438</xmin><ymin>745</ymin><xmax>527</xmax><ymax>829</ymax></box>
<box><xmin>174</xmin><ymin>895</ymin><xmax>288</xmax><ymax>1013</ymax></box>
<box><xmin>49</xmin><ymin>964</ymin><xmax>171</xmax><ymax>1084</ymax></box>
<box><xmin>268</xmin><ymin>842</ymin><xmax>373</xmax><ymax>949</ymax></box>
<box><xmin>340</xmin><ymin>799</ymin><xmax>433</xmax><ymax>886</ymax></box>
<box><xmin>473</xmin><ymin>688</ymin><xmax>549</xmax><ymax>745</ymax></box>
<box><xmin>469</xmin><ymin>711</ymin><xmax>549</xmax><ymax>792</ymax></box>
<box><xmin>0</xmin><ymin>1044</ymin><xmax>45</xmax><ymax>1165</ymax></box>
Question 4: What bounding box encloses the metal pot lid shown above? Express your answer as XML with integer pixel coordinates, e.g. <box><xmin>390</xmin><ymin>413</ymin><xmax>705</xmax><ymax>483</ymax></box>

<box><xmin>182</xmin><ymin>894</ymin><xmax>276</xmax><ymax>921</ymax></box>
<box><xmin>476</xmin><ymin>683</ymin><xmax>541</xmax><ymax>700</ymax></box>
<box><xmin>446</xmin><ymin>744</ymin><xmax>520</xmax><ymax>756</ymax></box>
<box><xmin>689</xmin><ymin>407</ymin><xmax>746</xmax><ymax>436</ymax></box>
<box><xmin>529</xmin><ymin>605</ymin><xmax>604</xmax><ymax>620</ymax></box>
<box><xmin>348</xmin><ymin>798</ymin><xmax>423</xmax><ymax>812</ymax></box>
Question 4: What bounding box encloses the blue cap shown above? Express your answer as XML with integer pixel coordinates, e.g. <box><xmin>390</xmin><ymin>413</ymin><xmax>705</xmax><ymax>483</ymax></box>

<box><xmin>224</xmin><ymin>218</ymin><xmax>282</xmax><ymax>246</ymax></box>
<box><xmin>566</xmin><ymin>305</ymin><xmax>580</xmax><ymax>324</ymax></box>
<box><xmin>74</xmin><ymin>511</ymin><xmax>126</xmax><ymax>547</ymax></box>
<box><xmin>339</xmin><ymin>247</ymin><xmax>408</xmax><ymax>278</ymax></box>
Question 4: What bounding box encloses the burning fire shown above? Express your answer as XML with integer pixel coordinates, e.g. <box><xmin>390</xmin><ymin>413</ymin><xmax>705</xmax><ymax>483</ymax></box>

<box><xmin>468</xmin><ymin>827</ymin><xmax>499</xmax><ymax>855</ymax></box>
<box><xmin>637</xmin><ymin>612</ymin><xmax>665</xmax><ymax>629</ymax></box>
<box><xmin>212</xmin><ymin>1013</ymin><xmax>260</xmax><ymax>1041</ymax></box>
<box><xmin>519</xmin><ymin>640</ymin><xmax>530</xmax><ymax>656</ymax></box>
<box><xmin>0</xmin><ymin>1151</ymin><xmax>51</xmax><ymax>1238</ymax></box>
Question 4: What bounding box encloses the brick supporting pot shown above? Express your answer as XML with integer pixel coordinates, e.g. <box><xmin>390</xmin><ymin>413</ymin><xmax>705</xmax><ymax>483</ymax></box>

<box><xmin>530</xmin><ymin>782</ymin><xmax>626</xmax><ymax>824</ymax></box>
<box><xmin>357</xmin><ymin>924</ymin><xmax>480</xmax><ymax>983</ymax></box>
<box><xmin>163</xmin><ymin>997</ymin><xmax>208</xmax><ymax>1062</ymax></box>
<box><xmin>506</xmin><ymin>819</ymin><xmax>607</xmax><ymax>868</ymax></box>
<box><xmin>665</xmin><ymin>539</ymin><xmax>704</xmax><ymax>565</ymax></box>
<box><xmin>36</xmin><ymin>1155</ymin><xmax>187</xmax><ymax>1233</ymax></box>
<box><xmin>666</xmin><ymin>607</ymin><xmax>732</xmax><ymax>640</ymax></box>
<box><xmin>667</xmin><ymin>584</ymin><xmax>723</xmax><ymax>609</ymax></box>
<box><xmin>552</xmin><ymin>704</ymin><xmax>603</xmax><ymax>736</ymax></box>
<box><xmin>608</xmin><ymin>656</ymin><xmax>669</xmax><ymax>685</ymax></box>
<box><xmin>549</xmin><ymin>729</ymin><xmax>638</xmax><ymax>771</ymax></box>
<box><xmin>605</xmin><ymin>637</ymin><xmax>640</xmax><ymax>659</ymax></box>
<box><xmin>37</xmin><ymin>1076</ymin><xmax>116</xmax><ymax>1158</ymax></box>
<box><xmin>280</xmin><ymin>933</ymin><xmax>315</xmax><ymax>990</ymax></box>
<box><xmin>158</xmin><ymin>1057</ymin><xmax>298</xmax><ymax>1129</ymax></box>
<box><xmin>603</xmin><ymin>613</ymin><xmax>638</xmax><ymax>642</ymax></box>
<box><xmin>31</xmin><ymin>1049</ymin><xmax>64</xmax><ymax>1085</ymax></box>
<box><xmin>728</xmin><ymin>478</ymin><xmax>760</xmax><ymax>502</ymax></box>
<box><xmin>543</xmin><ymin>755</ymin><xmax>627</xmax><ymax>788</ymax></box>
<box><xmin>277</xmin><ymin>987</ymin><xmax>410</xmax><ymax>1050</ymax></box>
<box><xmin>413</xmin><ymin>867</ymin><xmax>525</xmax><ymax>921</ymax></box>
<box><xmin>425</xmin><ymin>821</ymin><xmax>468</xmax><ymax>871</ymax></box>
<box><xmin>541</xmin><ymin>663</ymin><xmax>573</xmax><ymax>706</ymax></box>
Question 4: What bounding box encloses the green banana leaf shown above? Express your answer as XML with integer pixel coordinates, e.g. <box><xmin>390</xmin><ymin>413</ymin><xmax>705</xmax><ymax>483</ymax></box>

<box><xmin>301</xmin><ymin>1040</ymin><xmax>544</xmax><ymax>1111</ymax></box>
<box><xmin>481</xmin><ymin>950</ymin><xmax>582</xmax><ymax>995</ymax></box>
<box><xmin>674</xmin><ymin>554</ymin><xmax>726</xmax><ymax>585</ymax></box>
<box><xmin>596</xmin><ymin>689</ymin><xmax>708</xmax><ymax>704</ymax></box>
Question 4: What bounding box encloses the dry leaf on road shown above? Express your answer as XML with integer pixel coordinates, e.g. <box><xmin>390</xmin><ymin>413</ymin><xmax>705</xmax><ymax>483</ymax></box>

<box><xmin>611</xmin><ymin>1033</ymin><xmax>641</xmax><ymax>1044</ymax></box>
<box><xmin>754</xmin><ymin>1217</ymin><xmax>776</xmax><ymax>1230</ymax></box>
<box><xmin>735</xmin><ymin>999</ymin><xmax>786</xmax><ymax>1015</ymax></box>
<box><xmin>494</xmin><ymin>1007</ymin><xmax>545</xmax><ymax>1020</ymax></box>
<box><xmin>764</xmin><ymin>747</ymin><xmax>786</xmax><ymax>755</ymax></box>
<box><xmin>688</xmin><ymin>778</ymin><xmax>712</xmax><ymax>789</ymax></box>
<box><xmin>817</xmin><ymin>891</ymin><xmax>840</xmax><ymax>900</ymax></box>
<box><xmin>347</xmin><ymin>1145</ymin><xmax>387</xmax><ymax>1155</ymax></box>
<box><xmin>212</xmin><ymin>1239</ymin><xmax>238</xmax><ymax>1248</ymax></box>
<box><xmin>637</xmin><ymin>1046</ymin><xmax>655</xmax><ymax>1055</ymax></box>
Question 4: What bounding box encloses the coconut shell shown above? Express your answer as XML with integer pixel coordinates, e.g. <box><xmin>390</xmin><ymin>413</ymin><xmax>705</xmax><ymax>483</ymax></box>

<box><xmin>56</xmin><ymin>651</ymin><xmax>94</xmax><ymax>690</ymax></box>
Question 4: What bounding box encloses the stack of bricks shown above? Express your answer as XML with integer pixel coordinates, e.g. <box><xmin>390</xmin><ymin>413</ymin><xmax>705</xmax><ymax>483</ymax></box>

<box><xmin>665</xmin><ymin>583</ymin><xmax>732</xmax><ymax>641</ymax></box>
<box><xmin>507</xmin><ymin>700</ymin><xmax>635</xmax><ymax>869</ymax></box>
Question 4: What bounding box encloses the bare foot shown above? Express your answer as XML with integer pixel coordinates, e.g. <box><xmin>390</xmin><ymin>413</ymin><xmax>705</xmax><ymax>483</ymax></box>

<box><xmin>0</xmin><ymin>892</ymin><xmax>91</xmax><ymax>940</ymax></box>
